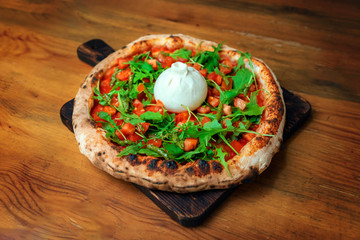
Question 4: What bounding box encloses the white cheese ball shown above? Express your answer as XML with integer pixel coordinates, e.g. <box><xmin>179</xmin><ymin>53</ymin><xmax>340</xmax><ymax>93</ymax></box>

<box><xmin>154</xmin><ymin>62</ymin><xmax>208</xmax><ymax>112</ymax></box>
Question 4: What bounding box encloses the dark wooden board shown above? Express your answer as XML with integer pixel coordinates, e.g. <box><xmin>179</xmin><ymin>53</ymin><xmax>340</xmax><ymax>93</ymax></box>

<box><xmin>60</xmin><ymin>39</ymin><xmax>311</xmax><ymax>227</ymax></box>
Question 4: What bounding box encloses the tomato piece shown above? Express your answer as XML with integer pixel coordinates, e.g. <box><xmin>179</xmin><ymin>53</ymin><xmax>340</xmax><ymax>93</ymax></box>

<box><xmin>137</xmin><ymin>83</ymin><xmax>145</xmax><ymax>92</ymax></box>
<box><xmin>207</xmin><ymin>71</ymin><xmax>222</xmax><ymax>85</ymax></box>
<box><xmin>121</xmin><ymin>122</ymin><xmax>136</xmax><ymax>135</ymax></box>
<box><xmin>104</xmin><ymin>66</ymin><xmax>117</xmax><ymax>79</ymax></box>
<box><xmin>117</xmin><ymin>57</ymin><xmax>131</xmax><ymax>69</ymax></box>
<box><xmin>116</xmin><ymin>68</ymin><xmax>132</xmax><ymax>81</ymax></box>
<box><xmin>199</xmin><ymin>69</ymin><xmax>208</xmax><ymax>78</ymax></box>
<box><xmin>183</xmin><ymin>138</ymin><xmax>198</xmax><ymax>152</ymax></box>
<box><xmin>234</xmin><ymin>97</ymin><xmax>247</xmax><ymax>110</ymax></box>
<box><xmin>147</xmin><ymin>59</ymin><xmax>158</xmax><ymax>70</ymax></box>
<box><xmin>211</xmin><ymin>87</ymin><xmax>220</xmax><ymax>97</ymax></box>
<box><xmin>137</xmin><ymin>122</ymin><xmax>150</xmax><ymax>133</ymax></box>
<box><xmin>100</xmin><ymin>78</ymin><xmax>112</xmax><ymax>94</ymax></box>
<box><xmin>103</xmin><ymin>106</ymin><xmax>117</xmax><ymax>116</ymax></box>
<box><xmin>158</xmin><ymin>56</ymin><xmax>175</xmax><ymax>68</ymax></box>
<box><xmin>148</xmin><ymin>139</ymin><xmax>162</xmax><ymax>148</ymax></box>
<box><xmin>175</xmin><ymin>112</ymin><xmax>190</xmax><ymax>125</ymax></box>
<box><xmin>115</xmin><ymin>130</ymin><xmax>126</xmax><ymax>140</ymax></box>
<box><xmin>127</xmin><ymin>133</ymin><xmax>143</xmax><ymax>142</ymax></box>
<box><xmin>146</xmin><ymin>105</ymin><xmax>164</xmax><ymax>115</ymax></box>
<box><xmin>243</xmin><ymin>133</ymin><xmax>256</xmax><ymax>142</ymax></box>
<box><xmin>110</xmin><ymin>96</ymin><xmax>119</xmax><ymax>107</ymax></box>
<box><xmin>257</xmin><ymin>91</ymin><xmax>265</xmax><ymax>107</ymax></box>
<box><xmin>91</xmin><ymin>104</ymin><xmax>104</xmax><ymax>122</ymax></box>
<box><xmin>197</xmin><ymin>105</ymin><xmax>211</xmax><ymax>114</ymax></box>
<box><xmin>208</xmin><ymin>96</ymin><xmax>220</xmax><ymax>107</ymax></box>
<box><xmin>222</xmin><ymin>104</ymin><xmax>232</xmax><ymax>116</ymax></box>
<box><xmin>201</xmin><ymin>116</ymin><xmax>211</xmax><ymax>125</ymax></box>
<box><xmin>223</xmin><ymin>139</ymin><xmax>247</xmax><ymax>160</ymax></box>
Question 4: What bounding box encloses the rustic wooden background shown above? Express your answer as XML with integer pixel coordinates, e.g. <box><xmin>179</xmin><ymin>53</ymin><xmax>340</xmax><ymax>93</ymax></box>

<box><xmin>0</xmin><ymin>0</ymin><xmax>359</xmax><ymax>239</ymax></box>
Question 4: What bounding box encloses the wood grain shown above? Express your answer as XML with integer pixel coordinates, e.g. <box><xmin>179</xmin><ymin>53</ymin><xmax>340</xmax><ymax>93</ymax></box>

<box><xmin>0</xmin><ymin>0</ymin><xmax>359</xmax><ymax>239</ymax></box>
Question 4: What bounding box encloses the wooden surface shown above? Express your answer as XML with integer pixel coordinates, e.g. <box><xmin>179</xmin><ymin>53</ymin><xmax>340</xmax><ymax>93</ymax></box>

<box><xmin>63</xmin><ymin>39</ymin><xmax>312</xmax><ymax>227</ymax></box>
<box><xmin>0</xmin><ymin>0</ymin><xmax>359</xmax><ymax>239</ymax></box>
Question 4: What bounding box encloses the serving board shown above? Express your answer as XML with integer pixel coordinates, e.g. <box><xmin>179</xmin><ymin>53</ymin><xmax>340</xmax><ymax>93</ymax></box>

<box><xmin>60</xmin><ymin>39</ymin><xmax>311</xmax><ymax>227</ymax></box>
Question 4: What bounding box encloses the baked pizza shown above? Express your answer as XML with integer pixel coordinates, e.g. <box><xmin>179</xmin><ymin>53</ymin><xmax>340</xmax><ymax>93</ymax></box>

<box><xmin>72</xmin><ymin>34</ymin><xmax>285</xmax><ymax>193</ymax></box>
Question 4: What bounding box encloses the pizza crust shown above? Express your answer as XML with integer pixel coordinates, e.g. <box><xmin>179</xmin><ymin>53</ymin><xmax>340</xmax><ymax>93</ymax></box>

<box><xmin>72</xmin><ymin>34</ymin><xmax>285</xmax><ymax>193</ymax></box>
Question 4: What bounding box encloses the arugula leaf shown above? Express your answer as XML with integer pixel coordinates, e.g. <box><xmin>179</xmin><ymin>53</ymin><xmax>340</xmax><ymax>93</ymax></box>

<box><xmin>215</xmin><ymin>148</ymin><xmax>231</xmax><ymax>177</ymax></box>
<box><xmin>192</xmin><ymin>42</ymin><xmax>223</xmax><ymax>72</ymax></box>
<box><xmin>140</xmin><ymin>111</ymin><xmax>164</xmax><ymax>122</ymax></box>
<box><xmin>163</xmin><ymin>143</ymin><xmax>184</xmax><ymax>157</ymax></box>
<box><xmin>241</xmin><ymin>91</ymin><xmax>265</xmax><ymax>116</ymax></box>
<box><xmin>118</xmin><ymin>142</ymin><xmax>144</xmax><ymax>157</ymax></box>
<box><xmin>170</xmin><ymin>48</ymin><xmax>192</xmax><ymax>60</ymax></box>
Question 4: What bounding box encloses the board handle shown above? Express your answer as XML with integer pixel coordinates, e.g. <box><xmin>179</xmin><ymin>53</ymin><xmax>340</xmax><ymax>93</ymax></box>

<box><xmin>77</xmin><ymin>39</ymin><xmax>115</xmax><ymax>66</ymax></box>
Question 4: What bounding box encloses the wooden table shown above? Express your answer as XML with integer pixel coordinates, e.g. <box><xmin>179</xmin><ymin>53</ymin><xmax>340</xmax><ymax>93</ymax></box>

<box><xmin>0</xmin><ymin>0</ymin><xmax>359</xmax><ymax>239</ymax></box>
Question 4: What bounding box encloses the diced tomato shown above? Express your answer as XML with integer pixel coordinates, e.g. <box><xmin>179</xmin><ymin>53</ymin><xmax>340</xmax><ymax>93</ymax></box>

<box><xmin>175</xmin><ymin>112</ymin><xmax>191</xmax><ymax>125</ymax></box>
<box><xmin>211</xmin><ymin>87</ymin><xmax>220</xmax><ymax>97</ymax></box>
<box><xmin>207</xmin><ymin>71</ymin><xmax>222</xmax><ymax>85</ymax></box>
<box><xmin>208</xmin><ymin>96</ymin><xmax>220</xmax><ymax>107</ymax></box>
<box><xmin>199</xmin><ymin>69</ymin><xmax>208</xmax><ymax>78</ymax></box>
<box><xmin>223</xmin><ymin>139</ymin><xmax>247</xmax><ymax>159</ymax></box>
<box><xmin>100</xmin><ymin>78</ymin><xmax>112</xmax><ymax>94</ymax></box>
<box><xmin>148</xmin><ymin>139</ymin><xmax>162</xmax><ymax>148</ymax></box>
<box><xmin>197</xmin><ymin>105</ymin><xmax>211</xmax><ymax>114</ymax></box>
<box><xmin>201</xmin><ymin>116</ymin><xmax>211</xmax><ymax>125</ymax></box>
<box><xmin>146</xmin><ymin>105</ymin><xmax>164</xmax><ymax>115</ymax></box>
<box><xmin>116</xmin><ymin>68</ymin><xmax>132</xmax><ymax>81</ymax></box>
<box><xmin>121</xmin><ymin>122</ymin><xmax>136</xmax><ymax>135</ymax></box>
<box><xmin>137</xmin><ymin>83</ymin><xmax>145</xmax><ymax>92</ymax></box>
<box><xmin>221</xmin><ymin>78</ymin><xmax>233</xmax><ymax>90</ymax></box>
<box><xmin>147</xmin><ymin>59</ymin><xmax>158</xmax><ymax>70</ymax></box>
<box><xmin>156</xmin><ymin>99</ymin><xmax>164</xmax><ymax>107</ymax></box>
<box><xmin>223</xmin><ymin>104</ymin><xmax>232</xmax><ymax>116</ymax></box>
<box><xmin>103</xmin><ymin>106</ymin><xmax>117</xmax><ymax>116</ymax></box>
<box><xmin>243</xmin><ymin>133</ymin><xmax>256</xmax><ymax>142</ymax></box>
<box><xmin>117</xmin><ymin>57</ymin><xmax>131</xmax><ymax>69</ymax></box>
<box><xmin>111</xmin><ymin>96</ymin><xmax>119</xmax><ymax>107</ymax></box>
<box><xmin>183</xmin><ymin>138</ymin><xmax>198</xmax><ymax>152</ymax></box>
<box><xmin>219</xmin><ymin>65</ymin><xmax>231</xmax><ymax>74</ymax></box>
<box><xmin>137</xmin><ymin>122</ymin><xmax>150</xmax><ymax>133</ymax></box>
<box><xmin>176</xmin><ymin>57</ymin><xmax>188</xmax><ymax>63</ymax></box>
<box><xmin>192</xmin><ymin>63</ymin><xmax>202</xmax><ymax>71</ymax></box>
<box><xmin>220</xmin><ymin>59</ymin><xmax>234</xmax><ymax>74</ymax></box>
<box><xmin>221</xmin><ymin>118</ymin><xmax>231</xmax><ymax>128</ymax></box>
<box><xmin>91</xmin><ymin>104</ymin><xmax>104</xmax><ymax>122</ymax></box>
<box><xmin>151</xmin><ymin>46</ymin><xmax>170</xmax><ymax>56</ymax></box>
<box><xmin>115</xmin><ymin>130</ymin><xmax>126</xmax><ymax>140</ymax></box>
<box><xmin>257</xmin><ymin>91</ymin><xmax>265</xmax><ymax>107</ymax></box>
<box><xmin>104</xmin><ymin>66</ymin><xmax>117</xmax><ymax>79</ymax></box>
<box><xmin>157</xmin><ymin>55</ymin><xmax>175</xmax><ymax>68</ymax></box>
<box><xmin>234</xmin><ymin>97</ymin><xmax>247</xmax><ymax>110</ymax></box>
<box><xmin>127</xmin><ymin>133</ymin><xmax>143</xmax><ymax>142</ymax></box>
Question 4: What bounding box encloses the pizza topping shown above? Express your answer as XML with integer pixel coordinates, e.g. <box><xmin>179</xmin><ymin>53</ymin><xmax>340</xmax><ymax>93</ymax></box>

<box><xmin>154</xmin><ymin>62</ymin><xmax>208</xmax><ymax>112</ymax></box>
<box><xmin>90</xmin><ymin>42</ymin><xmax>273</xmax><ymax>174</ymax></box>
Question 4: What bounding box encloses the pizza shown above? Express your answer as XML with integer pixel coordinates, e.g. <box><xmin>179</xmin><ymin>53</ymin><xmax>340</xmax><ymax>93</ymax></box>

<box><xmin>72</xmin><ymin>34</ymin><xmax>285</xmax><ymax>193</ymax></box>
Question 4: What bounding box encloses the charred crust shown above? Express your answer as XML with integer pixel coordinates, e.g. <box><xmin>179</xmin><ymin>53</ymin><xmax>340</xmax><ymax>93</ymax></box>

<box><xmin>186</xmin><ymin>166</ymin><xmax>194</xmax><ymax>176</ymax></box>
<box><xmin>127</xmin><ymin>154</ymin><xmax>141</xmax><ymax>166</ymax></box>
<box><xmin>91</xmin><ymin>76</ymin><xmax>98</xmax><ymax>84</ymax></box>
<box><xmin>241</xmin><ymin>166</ymin><xmax>259</xmax><ymax>184</ymax></box>
<box><xmin>82</xmin><ymin>84</ymin><xmax>87</xmax><ymax>89</ymax></box>
<box><xmin>97</xmin><ymin>152</ymin><xmax>102</xmax><ymax>156</ymax></box>
<box><xmin>165</xmin><ymin>160</ymin><xmax>178</xmax><ymax>169</ymax></box>
<box><xmin>121</xmin><ymin>45</ymin><xmax>127</xmax><ymax>49</ymax></box>
<box><xmin>198</xmin><ymin>160</ymin><xmax>210</xmax><ymax>175</ymax></box>
<box><xmin>147</xmin><ymin>159</ymin><xmax>160</xmax><ymax>171</ymax></box>
<box><xmin>211</xmin><ymin>161</ymin><xmax>223</xmax><ymax>173</ymax></box>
